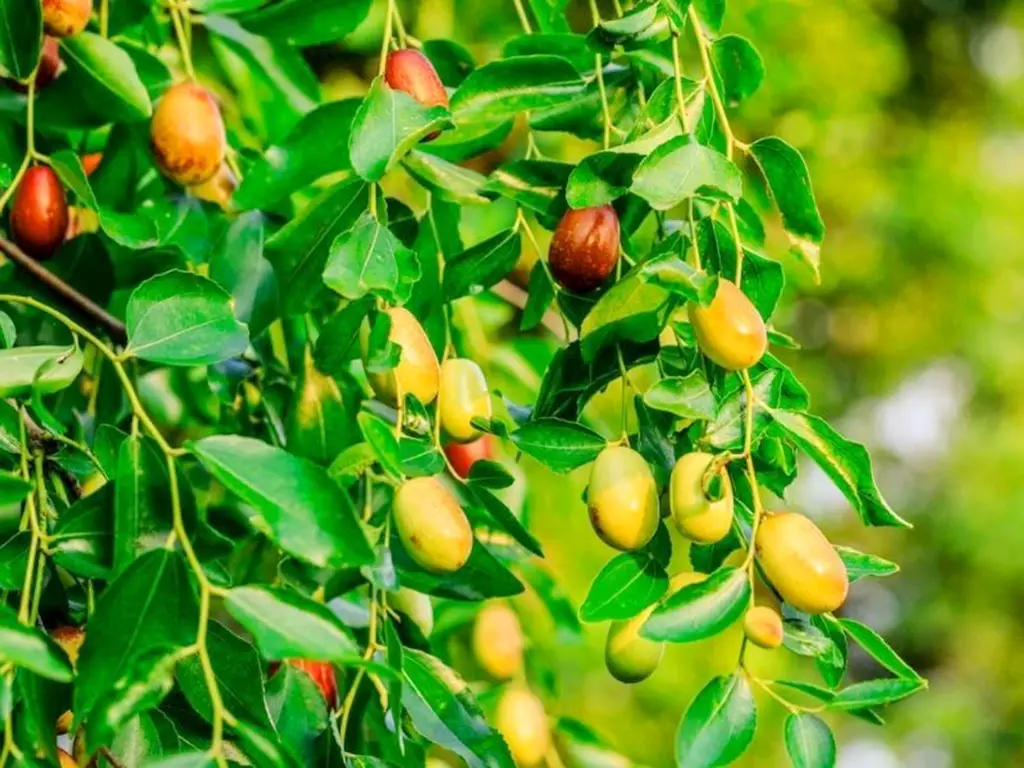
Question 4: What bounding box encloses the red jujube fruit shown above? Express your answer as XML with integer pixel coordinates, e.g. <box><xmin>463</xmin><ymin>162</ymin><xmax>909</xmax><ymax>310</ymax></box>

<box><xmin>548</xmin><ymin>205</ymin><xmax>620</xmax><ymax>293</ymax></box>
<box><xmin>444</xmin><ymin>435</ymin><xmax>493</xmax><ymax>479</ymax></box>
<box><xmin>10</xmin><ymin>166</ymin><xmax>69</xmax><ymax>260</ymax></box>
<box><xmin>384</xmin><ymin>49</ymin><xmax>449</xmax><ymax>109</ymax></box>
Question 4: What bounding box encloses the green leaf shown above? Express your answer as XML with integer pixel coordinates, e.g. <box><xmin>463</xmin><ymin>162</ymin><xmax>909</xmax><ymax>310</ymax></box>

<box><xmin>75</xmin><ymin>550</ymin><xmax>198</xmax><ymax>723</ymax></box>
<box><xmin>323</xmin><ymin>212</ymin><xmax>421</xmax><ymax>305</ymax></box>
<box><xmin>349</xmin><ymin>77</ymin><xmax>452</xmax><ymax>182</ymax></box>
<box><xmin>225</xmin><ymin>586</ymin><xmax>359</xmax><ymax>662</ymax></box>
<box><xmin>642</xmin><ymin>372</ymin><xmax>715</xmax><ymax>420</ymax></box>
<box><xmin>580</xmin><ymin>272</ymin><xmax>675</xmax><ymax>362</ymax></box>
<box><xmin>784</xmin><ymin>714</ymin><xmax>836</xmax><ymax>768</ymax></box>
<box><xmin>61</xmin><ymin>33</ymin><xmax>152</xmax><ymax>122</ymax></box>
<box><xmin>393</xmin><ymin>532</ymin><xmax>524</xmax><ymax>601</ymax></box>
<box><xmin>0</xmin><ymin>532</ymin><xmax>29</xmax><ymax>589</ymax></box>
<box><xmin>830</xmin><ymin>678</ymin><xmax>926</xmax><ymax>710</ymax></box>
<box><xmin>840</xmin><ymin>618</ymin><xmax>921</xmax><ymax>681</ymax></box>
<box><xmin>144</xmin><ymin>753</ymin><xmax>215</xmax><ymax>768</ymax></box>
<box><xmin>234</xmin><ymin>719</ymin><xmax>302</xmax><ymax>768</ymax></box>
<box><xmin>631</xmin><ymin>136</ymin><xmax>741</xmax><ymax>210</ymax></box>
<box><xmin>286</xmin><ymin>352</ymin><xmax>357</xmax><ymax>466</ymax></box>
<box><xmin>835</xmin><ymin>546</ymin><xmax>899</xmax><ymax>582</ymax></box>
<box><xmin>0</xmin><ymin>604</ymin><xmax>73</xmax><ymax>681</ymax></box>
<box><xmin>510</xmin><ymin>418</ymin><xmax>606</xmax><ymax>473</ymax></box>
<box><xmin>591</xmin><ymin>3</ymin><xmax>668</xmax><ymax>50</ymax></box>
<box><xmin>503</xmin><ymin>33</ymin><xmax>593</xmax><ymax>74</ymax></box>
<box><xmin>267</xmin><ymin>663</ymin><xmax>329</xmax><ymax>764</ymax></box>
<box><xmin>423</xmin><ymin>38</ymin><xmax>477</xmax><ymax>86</ymax></box>
<box><xmin>579</xmin><ymin>553</ymin><xmax>668</xmax><ymax>623</ymax></box>
<box><xmin>711</xmin><ymin>35</ymin><xmax>765</xmax><ymax>105</ymax></box>
<box><xmin>659</xmin><ymin>0</ymin><xmax>691</xmax><ymax>30</ymax></box>
<box><xmin>692</xmin><ymin>0</ymin><xmax>724</xmax><ymax>30</ymax></box>
<box><xmin>84</xmin><ymin>655</ymin><xmax>177</xmax><ymax>750</ymax></box>
<box><xmin>676</xmin><ymin>674</ymin><xmax>756</xmax><ymax>768</ymax></box>
<box><xmin>404</xmin><ymin>150</ymin><xmax>491</xmax><ymax>205</ymax></box>
<box><xmin>484</xmin><ymin>160</ymin><xmax>572</xmax><ymax>223</ymax></box>
<box><xmin>443</xmin><ymin>229</ymin><xmax>521</xmax><ymax>300</ymax></box>
<box><xmin>521</xmin><ymin>262</ymin><xmax>555</xmax><ymax>332</ymax></box>
<box><xmin>642</xmin><ymin>566</ymin><xmax>749</xmax><ymax>642</ymax></box>
<box><xmin>749</xmin><ymin>137</ymin><xmax>825</xmax><ymax>279</ymax></box>
<box><xmin>266</xmin><ymin>180</ymin><xmax>369</xmax><ymax>315</ymax></box>
<box><xmin>0</xmin><ymin>470</ymin><xmax>29</xmax><ymax>505</ymax></box>
<box><xmin>635</xmin><ymin>248</ymin><xmax>719</xmax><ymax>305</ymax></box>
<box><xmin>314</xmin><ymin>297</ymin><xmax>374</xmax><ymax>378</ymax></box>
<box><xmin>0</xmin><ymin>345</ymin><xmax>83</xmax><ymax>398</ymax></box>
<box><xmin>0</xmin><ymin>311</ymin><xmax>14</xmax><ymax>348</ymax></box>
<box><xmin>50</xmin><ymin>484</ymin><xmax>114</xmax><ymax>580</ymax></box>
<box><xmin>0</xmin><ymin>0</ymin><xmax>41</xmax><ymax>81</ymax></box>
<box><xmin>402</xmin><ymin>649</ymin><xmax>515</xmax><ymax>768</ymax></box>
<box><xmin>210</xmin><ymin>211</ymin><xmax>278</xmax><ymax>338</ymax></box>
<box><xmin>451</xmin><ymin>55</ymin><xmax>584</xmax><ymax>122</ymax></box>
<box><xmin>239</xmin><ymin>0</ymin><xmax>372</xmax><ymax>46</ymax></box>
<box><xmin>767</xmin><ymin>409</ymin><xmax>909</xmax><ymax>527</ymax></box>
<box><xmin>517</xmin><ymin>561</ymin><xmax>582</xmax><ymax>641</ymax></box>
<box><xmin>465</xmin><ymin>484</ymin><xmax>543</xmax><ymax>557</ymax></box>
<box><xmin>189</xmin><ymin>435</ymin><xmax>373</xmax><ymax>568</ymax></box>
<box><xmin>125</xmin><ymin>271</ymin><xmax>249</xmax><ymax>366</ymax></box>
<box><xmin>811</xmin><ymin>613</ymin><xmax>847</xmax><ymax>690</ymax></box>
<box><xmin>113</xmin><ymin>434</ymin><xmax>174</xmax><ymax>576</ymax></box>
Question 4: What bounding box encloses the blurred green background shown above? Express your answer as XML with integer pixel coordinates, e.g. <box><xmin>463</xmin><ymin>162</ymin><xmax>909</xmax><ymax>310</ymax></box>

<box><xmin>319</xmin><ymin>0</ymin><xmax>1022</xmax><ymax>765</ymax></box>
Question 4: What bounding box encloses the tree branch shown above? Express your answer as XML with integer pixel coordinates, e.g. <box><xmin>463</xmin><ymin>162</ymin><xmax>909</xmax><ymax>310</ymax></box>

<box><xmin>0</xmin><ymin>236</ymin><xmax>127</xmax><ymax>345</ymax></box>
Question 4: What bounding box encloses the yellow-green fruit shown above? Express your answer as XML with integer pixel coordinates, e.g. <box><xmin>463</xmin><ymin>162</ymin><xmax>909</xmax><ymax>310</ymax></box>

<box><xmin>687</xmin><ymin>279</ymin><xmax>767</xmax><ymax>370</ymax></box>
<box><xmin>394</xmin><ymin>476</ymin><xmax>472</xmax><ymax>573</ymax></box>
<box><xmin>365</xmin><ymin>307</ymin><xmax>440</xmax><ymax>406</ymax></box>
<box><xmin>472</xmin><ymin>602</ymin><xmax>524</xmax><ymax>680</ymax></box>
<box><xmin>755</xmin><ymin>512</ymin><xmax>849</xmax><ymax>614</ymax></box>
<box><xmin>605</xmin><ymin>605</ymin><xmax>663</xmax><ymax>684</ymax></box>
<box><xmin>744</xmin><ymin>605</ymin><xmax>784</xmax><ymax>649</ymax></box>
<box><xmin>439</xmin><ymin>358</ymin><xmax>491</xmax><ymax>442</ymax></box>
<box><xmin>495</xmin><ymin>688</ymin><xmax>550</xmax><ymax>767</ymax></box>
<box><xmin>669</xmin><ymin>452</ymin><xmax>734</xmax><ymax>544</ymax></box>
<box><xmin>58</xmin><ymin>748</ymin><xmax>76</xmax><ymax>768</ymax></box>
<box><xmin>390</xmin><ymin>587</ymin><xmax>434</xmax><ymax>637</ymax></box>
<box><xmin>587</xmin><ymin>446</ymin><xmax>659</xmax><ymax>551</ymax></box>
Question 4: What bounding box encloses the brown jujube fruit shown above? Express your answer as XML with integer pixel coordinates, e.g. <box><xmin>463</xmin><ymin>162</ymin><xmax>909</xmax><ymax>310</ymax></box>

<box><xmin>151</xmin><ymin>82</ymin><xmax>226</xmax><ymax>186</ymax></box>
<box><xmin>688</xmin><ymin>279</ymin><xmax>767</xmax><ymax>370</ymax></box>
<box><xmin>385</xmin><ymin>49</ymin><xmax>449</xmax><ymax>109</ymax></box>
<box><xmin>5</xmin><ymin>38</ymin><xmax>62</xmax><ymax>92</ymax></box>
<box><xmin>548</xmin><ymin>205</ymin><xmax>620</xmax><ymax>293</ymax></box>
<box><xmin>43</xmin><ymin>0</ymin><xmax>92</xmax><ymax>37</ymax></box>
<box><xmin>10</xmin><ymin>166</ymin><xmax>68</xmax><ymax>260</ymax></box>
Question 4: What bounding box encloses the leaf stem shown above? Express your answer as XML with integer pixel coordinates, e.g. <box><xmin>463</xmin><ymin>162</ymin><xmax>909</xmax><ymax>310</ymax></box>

<box><xmin>168</xmin><ymin>3</ymin><xmax>196</xmax><ymax>80</ymax></box>
<box><xmin>335</xmin><ymin>589</ymin><xmax>381</xmax><ymax>745</ymax></box>
<box><xmin>378</xmin><ymin>0</ymin><xmax>396</xmax><ymax>77</ymax></box>
<box><xmin>512</xmin><ymin>0</ymin><xmax>533</xmax><ymax>34</ymax></box>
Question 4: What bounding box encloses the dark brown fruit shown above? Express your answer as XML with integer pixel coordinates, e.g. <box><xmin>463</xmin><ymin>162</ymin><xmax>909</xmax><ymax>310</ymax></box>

<box><xmin>443</xmin><ymin>435</ymin><xmax>493</xmax><ymax>479</ymax></box>
<box><xmin>151</xmin><ymin>82</ymin><xmax>227</xmax><ymax>187</ymax></box>
<box><xmin>10</xmin><ymin>166</ymin><xmax>69</xmax><ymax>260</ymax></box>
<box><xmin>385</xmin><ymin>49</ymin><xmax>449</xmax><ymax>109</ymax></box>
<box><xmin>42</xmin><ymin>0</ymin><xmax>92</xmax><ymax>37</ymax></box>
<box><xmin>548</xmin><ymin>205</ymin><xmax>620</xmax><ymax>293</ymax></box>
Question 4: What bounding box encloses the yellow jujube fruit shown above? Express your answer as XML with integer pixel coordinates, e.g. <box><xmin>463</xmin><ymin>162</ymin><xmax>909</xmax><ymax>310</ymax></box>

<box><xmin>52</xmin><ymin>626</ymin><xmax>84</xmax><ymax>734</ymax></box>
<box><xmin>605</xmin><ymin>604</ymin><xmax>663</xmax><ymax>684</ymax></box>
<box><xmin>669</xmin><ymin>452</ymin><xmax>734</xmax><ymax>544</ymax></box>
<box><xmin>743</xmin><ymin>605</ymin><xmax>784</xmax><ymax>649</ymax></box>
<box><xmin>364</xmin><ymin>307</ymin><xmax>440</xmax><ymax>407</ymax></box>
<box><xmin>495</xmin><ymin>688</ymin><xmax>550</xmax><ymax>767</ymax></box>
<box><xmin>755</xmin><ymin>512</ymin><xmax>849</xmax><ymax>614</ymax></box>
<box><xmin>472</xmin><ymin>602</ymin><xmax>524</xmax><ymax>680</ymax></box>
<box><xmin>688</xmin><ymin>279</ymin><xmax>767</xmax><ymax>371</ymax></box>
<box><xmin>587</xmin><ymin>446</ymin><xmax>659</xmax><ymax>551</ymax></box>
<box><xmin>390</xmin><ymin>587</ymin><xmax>434</xmax><ymax>637</ymax></box>
<box><xmin>439</xmin><ymin>358</ymin><xmax>492</xmax><ymax>443</ymax></box>
<box><xmin>394</xmin><ymin>477</ymin><xmax>473</xmax><ymax>573</ymax></box>
<box><xmin>58</xmin><ymin>748</ymin><xmax>77</xmax><ymax>768</ymax></box>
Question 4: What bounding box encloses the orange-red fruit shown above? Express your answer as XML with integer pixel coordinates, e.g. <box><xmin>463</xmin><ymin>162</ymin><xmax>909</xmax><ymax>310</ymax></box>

<box><xmin>444</xmin><ymin>435</ymin><xmax>493</xmax><ymax>479</ymax></box>
<box><xmin>548</xmin><ymin>206</ymin><xmax>620</xmax><ymax>293</ymax></box>
<box><xmin>385</xmin><ymin>49</ymin><xmax>449</xmax><ymax>109</ymax></box>
<box><xmin>10</xmin><ymin>166</ymin><xmax>68</xmax><ymax>260</ymax></box>
<box><xmin>52</xmin><ymin>625</ymin><xmax>85</xmax><ymax>734</ymax></box>
<box><xmin>42</xmin><ymin>0</ymin><xmax>92</xmax><ymax>37</ymax></box>
<box><xmin>58</xmin><ymin>748</ymin><xmax>76</xmax><ymax>768</ymax></box>
<box><xmin>81</xmin><ymin>152</ymin><xmax>102</xmax><ymax>177</ymax></box>
<box><xmin>151</xmin><ymin>82</ymin><xmax>227</xmax><ymax>186</ymax></box>
<box><xmin>285</xmin><ymin>659</ymin><xmax>337</xmax><ymax>705</ymax></box>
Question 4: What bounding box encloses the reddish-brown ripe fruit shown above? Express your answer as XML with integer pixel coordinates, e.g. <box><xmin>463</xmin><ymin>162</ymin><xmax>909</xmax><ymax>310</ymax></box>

<box><xmin>6</xmin><ymin>38</ymin><xmax>63</xmax><ymax>92</ymax></box>
<box><xmin>10</xmin><ymin>166</ymin><xmax>68</xmax><ymax>260</ymax></box>
<box><xmin>42</xmin><ymin>0</ymin><xmax>92</xmax><ymax>37</ymax></box>
<box><xmin>444</xmin><ymin>435</ymin><xmax>493</xmax><ymax>479</ymax></box>
<box><xmin>81</xmin><ymin>152</ymin><xmax>102</xmax><ymax>177</ymax></box>
<box><xmin>385</xmin><ymin>49</ymin><xmax>449</xmax><ymax>109</ymax></box>
<box><xmin>548</xmin><ymin>205</ymin><xmax>620</xmax><ymax>293</ymax></box>
<box><xmin>279</xmin><ymin>659</ymin><xmax>338</xmax><ymax>704</ymax></box>
<box><xmin>151</xmin><ymin>82</ymin><xmax>226</xmax><ymax>187</ymax></box>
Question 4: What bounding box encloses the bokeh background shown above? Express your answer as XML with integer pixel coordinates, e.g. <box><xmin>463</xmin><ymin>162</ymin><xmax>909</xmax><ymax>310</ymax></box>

<box><xmin>256</xmin><ymin>0</ymin><xmax>1024</xmax><ymax>765</ymax></box>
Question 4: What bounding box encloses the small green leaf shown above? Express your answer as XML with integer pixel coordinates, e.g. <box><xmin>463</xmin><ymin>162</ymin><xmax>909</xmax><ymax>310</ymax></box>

<box><xmin>830</xmin><ymin>678</ymin><xmax>926</xmax><ymax>710</ymax></box>
<box><xmin>0</xmin><ymin>0</ymin><xmax>41</xmax><ymax>81</ymax></box>
<box><xmin>632</xmin><ymin>136</ymin><xmax>742</xmax><ymax>210</ymax></box>
<box><xmin>323</xmin><ymin>213</ymin><xmax>421</xmax><ymax>305</ymax></box>
<box><xmin>579</xmin><ymin>553</ymin><xmax>668</xmax><ymax>623</ymax></box>
<box><xmin>393</xmin><ymin>531</ymin><xmax>524</xmax><ymax>601</ymax></box>
<box><xmin>659</xmin><ymin>0</ymin><xmax>691</xmax><ymax>31</ymax></box>
<box><xmin>451</xmin><ymin>55</ymin><xmax>584</xmax><ymax>122</ymax></box>
<box><xmin>580</xmin><ymin>271</ymin><xmax>675</xmax><ymax>362</ymax></box>
<box><xmin>642</xmin><ymin>566</ymin><xmax>749</xmax><ymax>642</ymax></box>
<box><xmin>642</xmin><ymin>372</ymin><xmax>716</xmax><ymax>420</ymax></box>
<box><xmin>51</xmin><ymin>485</ymin><xmax>114</xmax><ymax>580</ymax></box>
<box><xmin>466</xmin><ymin>484</ymin><xmax>543</xmax><ymax>557</ymax></box>
<box><xmin>0</xmin><ymin>604</ymin><xmax>73</xmax><ymax>681</ymax></box>
<box><xmin>840</xmin><ymin>618</ymin><xmax>921</xmax><ymax>681</ymax></box>
<box><xmin>784</xmin><ymin>714</ymin><xmax>836</xmax><ymax>768</ymax></box>
<box><xmin>0</xmin><ymin>470</ymin><xmax>30</xmax><ymax>506</ymax></box>
<box><xmin>210</xmin><ymin>211</ymin><xmax>278</xmax><ymax>338</ymax></box>
<box><xmin>314</xmin><ymin>297</ymin><xmax>374</xmax><ymax>378</ymax></box>
<box><xmin>484</xmin><ymin>159</ymin><xmax>573</xmax><ymax>223</ymax></box>
<box><xmin>636</xmin><ymin>249</ymin><xmax>719</xmax><ymax>305</ymax></box>
<box><xmin>61</xmin><ymin>34</ymin><xmax>152</xmax><ymax>121</ymax></box>
<box><xmin>711</xmin><ymin>35</ymin><xmax>765</xmax><ymax>104</ymax></box>
<box><xmin>403</xmin><ymin>150</ymin><xmax>492</xmax><ymax>205</ymax></box>
<box><xmin>521</xmin><ymin>261</ymin><xmax>555</xmax><ymax>332</ymax></box>
<box><xmin>0</xmin><ymin>345</ymin><xmax>83</xmax><ymax>399</ymax></box>
<box><xmin>0</xmin><ymin>311</ymin><xmax>14</xmax><ymax>348</ymax></box>
<box><xmin>239</xmin><ymin>0</ymin><xmax>372</xmax><ymax>47</ymax></box>
<box><xmin>443</xmin><ymin>229</ymin><xmax>521</xmax><ymax>300</ymax></box>
<box><xmin>676</xmin><ymin>673</ymin><xmax>756</xmax><ymax>768</ymax></box>
<box><xmin>835</xmin><ymin>546</ymin><xmax>899</xmax><ymax>582</ymax></box>
<box><xmin>510</xmin><ymin>418</ymin><xmax>606</xmax><ymax>473</ymax></box>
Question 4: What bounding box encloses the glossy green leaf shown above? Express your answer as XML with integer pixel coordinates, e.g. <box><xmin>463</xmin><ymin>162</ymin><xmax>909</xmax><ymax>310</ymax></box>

<box><xmin>61</xmin><ymin>33</ymin><xmax>152</xmax><ymax>122</ymax></box>
<box><xmin>443</xmin><ymin>229</ymin><xmax>521</xmax><ymax>300</ymax></box>
<box><xmin>580</xmin><ymin>272</ymin><xmax>675</xmax><ymax>362</ymax></box>
<box><xmin>314</xmin><ymin>297</ymin><xmax>374</xmax><ymax>378</ymax></box>
<box><xmin>579</xmin><ymin>553</ymin><xmax>668</xmax><ymax>623</ymax></box>
<box><xmin>50</xmin><ymin>484</ymin><xmax>114</xmax><ymax>579</ymax></box>
<box><xmin>451</xmin><ymin>55</ymin><xmax>584</xmax><ymax>122</ymax></box>
<box><xmin>465</xmin><ymin>484</ymin><xmax>543</xmax><ymax>557</ymax></box>
<box><xmin>323</xmin><ymin>212</ymin><xmax>421</xmax><ymax>305</ymax></box>
<box><xmin>0</xmin><ymin>532</ymin><xmax>29</xmax><ymax>589</ymax></box>
<box><xmin>423</xmin><ymin>38</ymin><xmax>477</xmax><ymax>86</ymax></box>
<box><xmin>632</xmin><ymin>136</ymin><xmax>742</xmax><ymax>210</ymax></box>
<box><xmin>0</xmin><ymin>0</ymin><xmax>41</xmax><ymax>81</ymax></box>
<box><xmin>210</xmin><ymin>211</ymin><xmax>278</xmax><ymax>338</ymax></box>
<box><xmin>835</xmin><ymin>546</ymin><xmax>899</xmax><ymax>582</ymax></box>
<box><xmin>404</xmin><ymin>150</ymin><xmax>491</xmax><ymax>205</ymax></box>
<box><xmin>286</xmin><ymin>351</ymin><xmax>356</xmax><ymax>465</ymax></box>
<box><xmin>642</xmin><ymin>566</ymin><xmax>749</xmax><ymax>642</ymax></box>
<box><xmin>240</xmin><ymin>0</ymin><xmax>372</xmax><ymax>46</ymax></box>
<box><xmin>0</xmin><ymin>604</ymin><xmax>73</xmax><ymax>681</ymax></box>
<box><xmin>393</xmin><ymin>533</ymin><xmax>524</xmax><ymax>601</ymax></box>
<box><xmin>636</xmin><ymin>248</ymin><xmax>719</xmax><ymax>305</ymax></box>
<box><xmin>510</xmin><ymin>418</ymin><xmax>606</xmax><ymax>473</ymax></box>
<box><xmin>676</xmin><ymin>674</ymin><xmax>756</xmax><ymax>768</ymax></box>
<box><xmin>784</xmin><ymin>714</ymin><xmax>836</xmax><ymax>768</ymax></box>
<box><xmin>113</xmin><ymin>433</ymin><xmax>173</xmax><ymax>576</ymax></box>
<box><xmin>643</xmin><ymin>372</ymin><xmax>716</xmax><ymax>420</ymax></box>
<box><xmin>0</xmin><ymin>345</ymin><xmax>83</xmax><ymax>398</ymax></box>
<box><xmin>711</xmin><ymin>35</ymin><xmax>765</xmax><ymax>104</ymax></box>
<box><xmin>840</xmin><ymin>618</ymin><xmax>922</xmax><ymax>681</ymax></box>
<box><xmin>591</xmin><ymin>3</ymin><xmax>668</xmax><ymax>50</ymax></box>
<box><xmin>484</xmin><ymin>160</ymin><xmax>572</xmax><ymax>222</ymax></box>
<box><xmin>812</xmin><ymin>613</ymin><xmax>848</xmax><ymax>689</ymax></box>
<box><xmin>0</xmin><ymin>470</ymin><xmax>29</xmax><ymax>505</ymax></box>
<box><xmin>0</xmin><ymin>311</ymin><xmax>14</xmax><ymax>348</ymax></box>
<box><xmin>830</xmin><ymin>678</ymin><xmax>926</xmax><ymax>710</ymax></box>
<box><xmin>267</xmin><ymin>663</ymin><xmax>329</xmax><ymax>764</ymax></box>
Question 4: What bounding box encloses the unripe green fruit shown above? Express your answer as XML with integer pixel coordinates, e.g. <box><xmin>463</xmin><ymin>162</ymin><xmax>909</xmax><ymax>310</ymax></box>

<box><xmin>42</xmin><ymin>0</ymin><xmax>91</xmax><ymax>37</ymax></box>
<box><xmin>472</xmin><ymin>602</ymin><xmax>524</xmax><ymax>680</ymax></box>
<box><xmin>394</xmin><ymin>476</ymin><xmax>473</xmax><ymax>573</ymax></box>
<box><xmin>743</xmin><ymin>605</ymin><xmax>784</xmax><ymax>649</ymax></box>
<box><xmin>385</xmin><ymin>49</ymin><xmax>449</xmax><ymax>109</ymax></box>
<box><xmin>755</xmin><ymin>512</ymin><xmax>849</xmax><ymax>614</ymax></box>
<box><xmin>151</xmin><ymin>82</ymin><xmax>227</xmax><ymax>186</ymax></box>
<box><xmin>390</xmin><ymin>587</ymin><xmax>434</xmax><ymax>637</ymax></box>
<box><xmin>495</xmin><ymin>688</ymin><xmax>550</xmax><ymax>768</ymax></box>
<box><xmin>605</xmin><ymin>605</ymin><xmax>663</xmax><ymax>684</ymax></box>
<box><xmin>669</xmin><ymin>452</ymin><xmax>734</xmax><ymax>544</ymax></box>
<box><xmin>688</xmin><ymin>279</ymin><xmax>767</xmax><ymax>370</ymax></box>
<box><xmin>10</xmin><ymin>165</ymin><xmax>68</xmax><ymax>260</ymax></box>
<box><xmin>587</xmin><ymin>445</ymin><xmax>659</xmax><ymax>551</ymax></box>
<box><xmin>548</xmin><ymin>205</ymin><xmax>620</xmax><ymax>293</ymax></box>
<box><xmin>364</xmin><ymin>307</ymin><xmax>440</xmax><ymax>407</ymax></box>
<box><xmin>439</xmin><ymin>358</ymin><xmax>491</xmax><ymax>442</ymax></box>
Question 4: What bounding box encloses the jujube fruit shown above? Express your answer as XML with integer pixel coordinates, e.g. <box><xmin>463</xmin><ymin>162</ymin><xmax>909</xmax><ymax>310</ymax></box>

<box><xmin>605</xmin><ymin>605</ymin><xmax>663</xmax><ymax>684</ymax></box>
<box><xmin>42</xmin><ymin>0</ymin><xmax>91</xmax><ymax>37</ymax></box>
<box><xmin>688</xmin><ymin>279</ymin><xmax>767</xmax><ymax>370</ymax></box>
<box><xmin>495</xmin><ymin>688</ymin><xmax>550</xmax><ymax>767</ymax></box>
<box><xmin>394</xmin><ymin>476</ymin><xmax>473</xmax><ymax>573</ymax></box>
<box><xmin>669</xmin><ymin>452</ymin><xmax>734</xmax><ymax>544</ymax></box>
<box><xmin>52</xmin><ymin>625</ymin><xmax>85</xmax><ymax>734</ymax></box>
<box><xmin>385</xmin><ymin>49</ymin><xmax>449</xmax><ymax>109</ymax></box>
<box><xmin>743</xmin><ymin>605</ymin><xmax>784</xmax><ymax>649</ymax></box>
<box><xmin>10</xmin><ymin>165</ymin><xmax>68</xmax><ymax>260</ymax></box>
<box><xmin>151</xmin><ymin>82</ymin><xmax>226</xmax><ymax>186</ymax></box>
<box><xmin>58</xmin><ymin>748</ymin><xmax>77</xmax><ymax>768</ymax></box>
<box><xmin>191</xmin><ymin>163</ymin><xmax>238</xmax><ymax>209</ymax></box>
<box><xmin>548</xmin><ymin>205</ymin><xmax>620</xmax><ymax>293</ymax></box>
<box><xmin>81</xmin><ymin>152</ymin><xmax>102</xmax><ymax>177</ymax></box>
<box><xmin>443</xmin><ymin>435</ymin><xmax>492</xmax><ymax>479</ymax></box>
<box><xmin>755</xmin><ymin>512</ymin><xmax>849</xmax><ymax>614</ymax></box>
<box><xmin>364</xmin><ymin>307</ymin><xmax>440</xmax><ymax>407</ymax></box>
<box><xmin>283</xmin><ymin>659</ymin><xmax>337</xmax><ymax>704</ymax></box>
<box><xmin>390</xmin><ymin>587</ymin><xmax>434</xmax><ymax>637</ymax></box>
<box><xmin>5</xmin><ymin>38</ymin><xmax>62</xmax><ymax>92</ymax></box>
<box><xmin>439</xmin><ymin>358</ymin><xmax>491</xmax><ymax>442</ymax></box>
<box><xmin>587</xmin><ymin>445</ymin><xmax>659</xmax><ymax>551</ymax></box>
<box><xmin>472</xmin><ymin>602</ymin><xmax>524</xmax><ymax>680</ymax></box>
